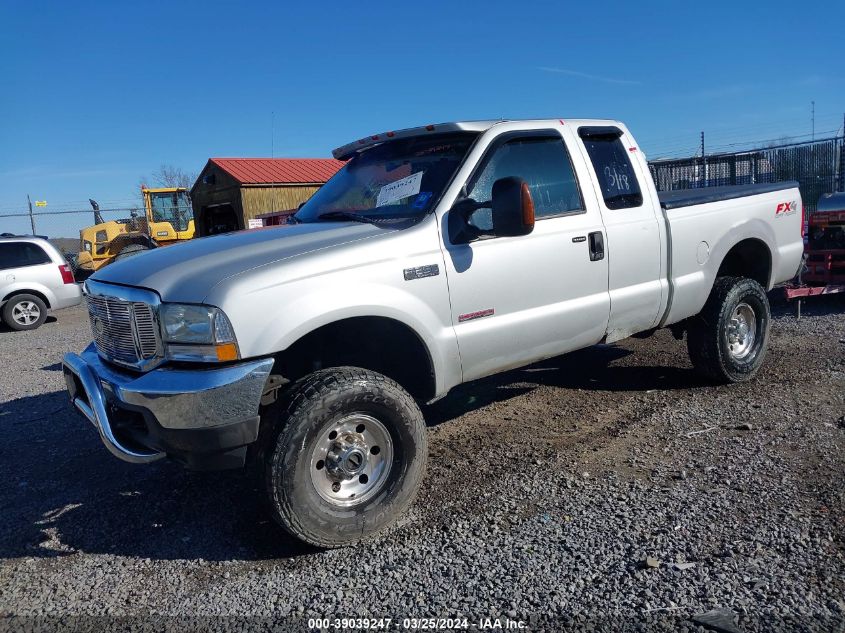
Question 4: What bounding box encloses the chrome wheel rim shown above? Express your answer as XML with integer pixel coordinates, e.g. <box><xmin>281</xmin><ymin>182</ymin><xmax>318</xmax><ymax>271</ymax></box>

<box><xmin>726</xmin><ymin>302</ymin><xmax>756</xmax><ymax>359</ymax></box>
<box><xmin>310</xmin><ymin>413</ymin><xmax>394</xmax><ymax>508</ymax></box>
<box><xmin>12</xmin><ymin>301</ymin><xmax>41</xmax><ymax>325</ymax></box>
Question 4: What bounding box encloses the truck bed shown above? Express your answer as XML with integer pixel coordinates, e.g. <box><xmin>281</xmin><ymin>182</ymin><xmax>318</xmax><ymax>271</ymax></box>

<box><xmin>658</xmin><ymin>181</ymin><xmax>799</xmax><ymax>210</ymax></box>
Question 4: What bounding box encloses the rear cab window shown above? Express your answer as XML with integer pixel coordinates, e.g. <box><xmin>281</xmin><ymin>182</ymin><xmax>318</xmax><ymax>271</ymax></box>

<box><xmin>579</xmin><ymin>127</ymin><xmax>643</xmax><ymax>210</ymax></box>
<box><xmin>0</xmin><ymin>242</ymin><xmax>52</xmax><ymax>270</ymax></box>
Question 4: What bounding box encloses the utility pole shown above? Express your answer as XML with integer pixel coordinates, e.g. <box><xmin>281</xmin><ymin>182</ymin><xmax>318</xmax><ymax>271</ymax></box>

<box><xmin>26</xmin><ymin>194</ymin><xmax>36</xmax><ymax>235</ymax></box>
<box><xmin>811</xmin><ymin>101</ymin><xmax>815</xmax><ymax>140</ymax></box>
<box><xmin>700</xmin><ymin>131</ymin><xmax>707</xmax><ymax>186</ymax></box>
<box><xmin>839</xmin><ymin>114</ymin><xmax>845</xmax><ymax>191</ymax></box>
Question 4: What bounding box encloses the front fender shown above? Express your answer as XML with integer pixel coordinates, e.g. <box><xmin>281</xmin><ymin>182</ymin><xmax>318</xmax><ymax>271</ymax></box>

<box><xmin>220</xmin><ymin>277</ymin><xmax>461</xmax><ymax>400</ymax></box>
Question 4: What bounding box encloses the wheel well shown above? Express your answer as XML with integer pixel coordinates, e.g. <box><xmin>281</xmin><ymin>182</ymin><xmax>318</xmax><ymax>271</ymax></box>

<box><xmin>273</xmin><ymin>317</ymin><xmax>436</xmax><ymax>402</ymax></box>
<box><xmin>716</xmin><ymin>239</ymin><xmax>771</xmax><ymax>288</ymax></box>
<box><xmin>2</xmin><ymin>289</ymin><xmax>50</xmax><ymax>309</ymax></box>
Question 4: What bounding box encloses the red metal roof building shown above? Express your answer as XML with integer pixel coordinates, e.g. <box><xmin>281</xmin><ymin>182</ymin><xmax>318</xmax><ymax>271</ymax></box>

<box><xmin>191</xmin><ymin>157</ymin><xmax>345</xmax><ymax>236</ymax></box>
<box><xmin>205</xmin><ymin>158</ymin><xmax>345</xmax><ymax>185</ymax></box>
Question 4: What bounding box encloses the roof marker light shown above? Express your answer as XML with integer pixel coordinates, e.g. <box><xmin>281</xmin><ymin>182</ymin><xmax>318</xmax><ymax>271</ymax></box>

<box><xmin>629</xmin><ymin>147</ymin><xmax>637</xmax><ymax>152</ymax></box>
<box><xmin>386</xmin><ymin>131</ymin><xmax>395</xmax><ymax>137</ymax></box>
<box><xmin>371</xmin><ymin>135</ymin><xmax>379</xmax><ymax>140</ymax></box>
<box><xmin>425</xmin><ymin>125</ymin><xmax>435</xmax><ymax>131</ymax></box>
<box><xmin>358</xmin><ymin>139</ymin><xmax>366</xmax><ymax>145</ymax></box>
<box><xmin>559</xmin><ymin>119</ymin><xmax>566</xmax><ymax>125</ymax></box>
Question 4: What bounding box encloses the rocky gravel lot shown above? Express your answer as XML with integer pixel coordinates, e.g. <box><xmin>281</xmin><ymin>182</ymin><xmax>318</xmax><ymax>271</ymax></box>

<box><xmin>0</xmin><ymin>297</ymin><xmax>843</xmax><ymax>632</ymax></box>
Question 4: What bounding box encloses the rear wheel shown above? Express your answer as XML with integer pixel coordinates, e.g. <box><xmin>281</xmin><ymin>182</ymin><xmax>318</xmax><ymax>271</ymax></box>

<box><xmin>264</xmin><ymin>367</ymin><xmax>427</xmax><ymax>548</ymax></box>
<box><xmin>687</xmin><ymin>276</ymin><xmax>770</xmax><ymax>382</ymax></box>
<box><xmin>115</xmin><ymin>244</ymin><xmax>149</xmax><ymax>260</ymax></box>
<box><xmin>2</xmin><ymin>294</ymin><xmax>48</xmax><ymax>331</ymax></box>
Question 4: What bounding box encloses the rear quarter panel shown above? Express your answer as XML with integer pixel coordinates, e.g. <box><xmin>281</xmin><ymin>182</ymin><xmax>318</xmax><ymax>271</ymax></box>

<box><xmin>1</xmin><ymin>263</ymin><xmax>60</xmax><ymax>308</ymax></box>
<box><xmin>662</xmin><ymin>187</ymin><xmax>802</xmax><ymax>325</ymax></box>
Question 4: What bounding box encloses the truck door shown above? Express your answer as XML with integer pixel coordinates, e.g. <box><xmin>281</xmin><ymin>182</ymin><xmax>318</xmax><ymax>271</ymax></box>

<box><xmin>442</xmin><ymin>129</ymin><xmax>610</xmax><ymax>383</ymax></box>
<box><xmin>575</xmin><ymin>126</ymin><xmax>663</xmax><ymax>341</ymax></box>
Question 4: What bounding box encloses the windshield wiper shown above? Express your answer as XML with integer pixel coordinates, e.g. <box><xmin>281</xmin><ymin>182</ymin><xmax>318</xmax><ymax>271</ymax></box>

<box><xmin>317</xmin><ymin>211</ymin><xmax>379</xmax><ymax>224</ymax></box>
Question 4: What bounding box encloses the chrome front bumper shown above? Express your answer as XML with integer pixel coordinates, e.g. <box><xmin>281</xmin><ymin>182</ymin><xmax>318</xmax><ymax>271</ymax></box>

<box><xmin>62</xmin><ymin>343</ymin><xmax>274</xmax><ymax>464</ymax></box>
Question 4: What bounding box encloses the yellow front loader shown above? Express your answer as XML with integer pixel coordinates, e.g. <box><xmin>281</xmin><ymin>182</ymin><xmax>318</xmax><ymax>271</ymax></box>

<box><xmin>76</xmin><ymin>187</ymin><xmax>195</xmax><ymax>276</ymax></box>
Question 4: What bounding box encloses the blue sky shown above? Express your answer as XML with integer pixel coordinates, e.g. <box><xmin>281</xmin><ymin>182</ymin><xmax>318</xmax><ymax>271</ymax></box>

<box><xmin>1</xmin><ymin>0</ymin><xmax>844</xmax><ymax>236</ymax></box>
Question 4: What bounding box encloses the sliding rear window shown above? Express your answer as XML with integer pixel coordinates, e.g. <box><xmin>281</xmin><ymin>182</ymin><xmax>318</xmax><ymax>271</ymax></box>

<box><xmin>580</xmin><ymin>128</ymin><xmax>643</xmax><ymax>210</ymax></box>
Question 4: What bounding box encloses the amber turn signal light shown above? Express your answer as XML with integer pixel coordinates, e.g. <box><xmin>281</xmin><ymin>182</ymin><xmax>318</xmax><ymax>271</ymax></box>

<box><xmin>215</xmin><ymin>343</ymin><xmax>239</xmax><ymax>362</ymax></box>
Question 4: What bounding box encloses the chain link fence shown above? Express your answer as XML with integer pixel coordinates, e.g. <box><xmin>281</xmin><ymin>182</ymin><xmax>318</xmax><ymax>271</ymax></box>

<box><xmin>648</xmin><ymin>136</ymin><xmax>845</xmax><ymax>213</ymax></box>
<box><xmin>0</xmin><ymin>206</ymin><xmax>194</xmax><ymax>258</ymax></box>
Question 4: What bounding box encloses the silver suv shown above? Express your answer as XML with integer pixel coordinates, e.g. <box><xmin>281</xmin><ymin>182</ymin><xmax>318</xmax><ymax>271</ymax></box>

<box><xmin>0</xmin><ymin>236</ymin><xmax>82</xmax><ymax>330</ymax></box>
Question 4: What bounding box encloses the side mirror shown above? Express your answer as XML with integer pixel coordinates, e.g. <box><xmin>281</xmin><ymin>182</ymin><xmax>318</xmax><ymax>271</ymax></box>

<box><xmin>448</xmin><ymin>177</ymin><xmax>535</xmax><ymax>244</ymax></box>
<box><xmin>490</xmin><ymin>177</ymin><xmax>535</xmax><ymax>238</ymax></box>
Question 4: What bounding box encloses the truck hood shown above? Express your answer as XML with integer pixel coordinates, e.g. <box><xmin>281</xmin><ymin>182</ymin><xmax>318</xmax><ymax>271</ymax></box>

<box><xmin>90</xmin><ymin>222</ymin><xmax>393</xmax><ymax>303</ymax></box>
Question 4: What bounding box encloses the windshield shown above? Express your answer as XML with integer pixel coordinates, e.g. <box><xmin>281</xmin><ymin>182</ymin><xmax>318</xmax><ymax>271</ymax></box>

<box><xmin>149</xmin><ymin>191</ymin><xmax>193</xmax><ymax>232</ymax></box>
<box><xmin>295</xmin><ymin>133</ymin><xmax>478</xmax><ymax>223</ymax></box>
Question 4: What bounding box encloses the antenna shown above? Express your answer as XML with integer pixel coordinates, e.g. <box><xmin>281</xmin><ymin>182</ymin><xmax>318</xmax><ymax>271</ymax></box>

<box><xmin>271</xmin><ymin>110</ymin><xmax>278</xmax><ymax>218</ymax></box>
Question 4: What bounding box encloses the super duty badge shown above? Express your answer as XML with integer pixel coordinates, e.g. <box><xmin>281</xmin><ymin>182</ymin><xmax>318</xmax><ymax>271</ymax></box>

<box><xmin>403</xmin><ymin>264</ymin><xmax>439</xmax><ymax>281</ymax></box>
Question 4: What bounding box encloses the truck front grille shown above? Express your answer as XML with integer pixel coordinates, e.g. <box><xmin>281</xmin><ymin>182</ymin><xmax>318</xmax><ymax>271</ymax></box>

<box><xmin>86</xmin><ymin>294</ymin><xmax>160</xmax><ymax>368</ymax></box>
<box><xmin>132</xmin><ymin>303</ymin><xmax>159</xmax><ymax>359</ymax></box>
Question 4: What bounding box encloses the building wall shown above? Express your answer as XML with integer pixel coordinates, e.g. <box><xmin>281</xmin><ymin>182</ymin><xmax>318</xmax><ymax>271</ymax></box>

<box><xmin>239</xmin><ymin>185</ymin><xmax>322</xmax><ymax>223</ymax></box>
<box><xmin>190</xmin><ymin>166</ymin><xmax>245</xmax><ymax>235</ymax></box>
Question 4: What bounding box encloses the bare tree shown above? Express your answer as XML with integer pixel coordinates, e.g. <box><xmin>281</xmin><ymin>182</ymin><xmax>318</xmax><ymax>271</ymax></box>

<box><xmin>147</xmin><ymin>164</ymin><xmax>197</xmax><ymax>190</ymax></box>
<box><xmin>136</xmin><ymin>165</ymin><xmax>197</xmax><ymax>205</ymax></box>
<box><xmin>765</xmin><ymin>136</ymin><xmax>793</xmax><ymax>149</ymax></box>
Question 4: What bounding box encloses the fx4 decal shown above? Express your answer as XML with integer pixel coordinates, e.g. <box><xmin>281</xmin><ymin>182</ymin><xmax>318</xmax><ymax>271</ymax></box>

<box><xmin>775</xmin><ymin>201</ymin><xmax>797</xmax><ymax>216</ymax></box>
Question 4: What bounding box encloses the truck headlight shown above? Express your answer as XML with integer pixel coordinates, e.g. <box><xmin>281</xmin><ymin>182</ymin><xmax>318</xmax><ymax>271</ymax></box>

<box><xmin>160</xmin><ymin>303</ymin><xmax>240</xmax><ymax>362</ymax></box>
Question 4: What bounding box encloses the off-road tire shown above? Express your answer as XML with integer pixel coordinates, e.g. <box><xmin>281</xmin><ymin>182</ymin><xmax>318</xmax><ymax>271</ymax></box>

<box><xmin>2</xmin><ymin>293</ymin><xmax>48</xmax><ymax>331</ymax></box>
<box><xmin>115</xmin><ymin>244</ymin><xmax>149</xmax><ymax>260</ymax></box>
<box><xmin>264</xmin><ymin>367</ymin><xmax>428</xmax><ymax>548</ymax></box>
<box><xmin>687</xmin><ymin>276</ymin><xmax>770</xmax><ymax>383</ymax></box>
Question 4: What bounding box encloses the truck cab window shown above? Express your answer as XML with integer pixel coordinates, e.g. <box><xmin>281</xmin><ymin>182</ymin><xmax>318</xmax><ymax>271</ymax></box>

<box><xmin>580</xmin><ymin>134</ymin><xmax>643</xmax><ymax>209</ymax></box>
<box><xmin>149</xmin><ymin>191</ymin><xmax>193</xmax><ymax>232</ymax></box>
<box><xmin>467</xmin><ymin>136</ymin><xmax>583</xmax><ymax>229</ymax></box>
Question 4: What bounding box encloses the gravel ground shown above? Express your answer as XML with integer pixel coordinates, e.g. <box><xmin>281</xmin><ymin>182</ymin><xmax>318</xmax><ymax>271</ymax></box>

<box><xmin>0</xmin><ymin>296</ymin><xmax>843</xmax><ymax>632</ymax></box>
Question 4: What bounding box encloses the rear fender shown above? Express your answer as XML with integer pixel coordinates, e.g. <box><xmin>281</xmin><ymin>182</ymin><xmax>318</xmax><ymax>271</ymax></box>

<box><xmin>1</xmin><ymin>281</ymin><xmax>56</xmax><ymax>309</ymax></box>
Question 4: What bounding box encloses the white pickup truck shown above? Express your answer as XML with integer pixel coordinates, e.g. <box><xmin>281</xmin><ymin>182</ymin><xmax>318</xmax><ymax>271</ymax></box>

<box><xmin>63</xmin><ymin>119</ymin><xmax>803</xmax><ymax>547</ymax></box>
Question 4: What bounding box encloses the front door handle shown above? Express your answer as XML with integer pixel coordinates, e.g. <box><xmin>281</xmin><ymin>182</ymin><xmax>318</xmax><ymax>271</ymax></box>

<box><xmin>588</xmin><ymin>231</ymin><xmax>604</xmax><ymax>261</ymax></box>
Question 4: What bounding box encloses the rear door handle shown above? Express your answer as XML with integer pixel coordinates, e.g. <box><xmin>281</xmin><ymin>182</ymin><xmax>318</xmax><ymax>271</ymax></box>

<box><xmin>588</xmin><ymin>231</ymin><xmax>604</xmax><ymax>261</ymax></box>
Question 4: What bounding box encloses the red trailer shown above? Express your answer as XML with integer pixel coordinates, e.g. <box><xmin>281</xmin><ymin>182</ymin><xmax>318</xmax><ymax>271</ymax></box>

<box><xmin>784</xmin><ymin>192</ymin><xmax>845</xmax><ymax>305</ymax></box>
<box><xmin>255</xmin><ymin>209</ymin><xmax>296</xmax><ymax>226</ymax></box>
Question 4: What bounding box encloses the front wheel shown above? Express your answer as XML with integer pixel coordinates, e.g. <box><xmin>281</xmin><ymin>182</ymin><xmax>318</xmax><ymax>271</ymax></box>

<box><xmin>264</xmin><ymin>367</ymin><xmax>428</xmax><ymax>548</ymax></box>
<box><xmin>687</xmin><ymin>276</ymin><xmax>771</xmax><ymax>383</ymax></box>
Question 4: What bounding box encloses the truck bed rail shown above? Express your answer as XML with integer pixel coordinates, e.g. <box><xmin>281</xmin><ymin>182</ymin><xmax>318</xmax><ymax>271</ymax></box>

<box><xmin>658</xmin><ymin>181</ymin><xmax>799</xmax><ymax>210</ymax></box>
